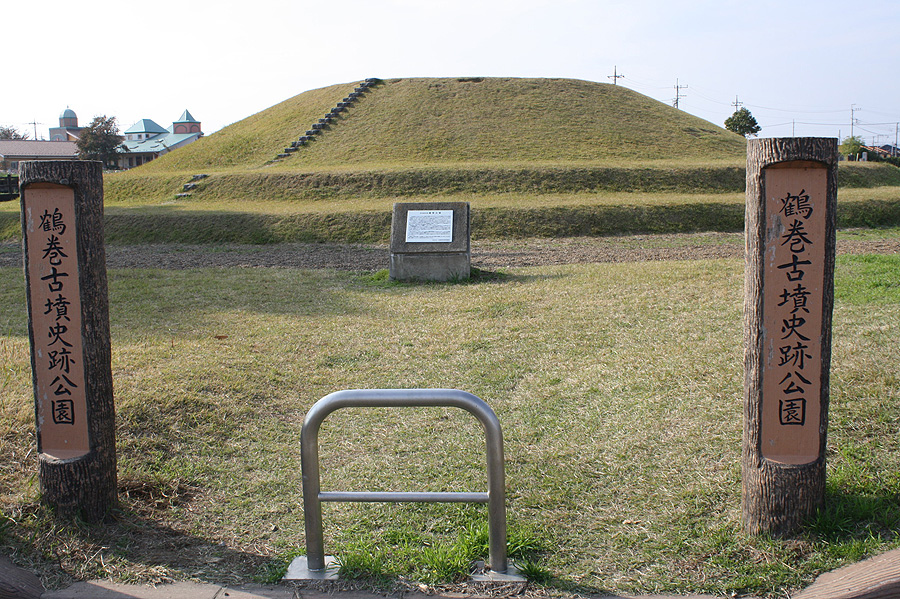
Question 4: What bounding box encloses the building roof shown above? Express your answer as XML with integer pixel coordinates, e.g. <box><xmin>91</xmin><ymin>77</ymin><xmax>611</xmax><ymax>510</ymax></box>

<box><xmin>0</xmin><ymin>140</ymin><xmax>79</xmax><ymax>159</ymax></box>
<box><xmin>124</xmin><ymin>119</ymin><xmax>168</xmax><ymax>135</ymax></box>
<box><xmin>121</xmin><ymin>132</ymin><xmax>202</xmax><ymax>154</ymax></box>
<box><xmin>60</xmin><ymin>108</ymin><xmax>77</xmax><ymax>119</ymax></box>
<box><xmin>175</xmin><ymin>109</ymin><xmax>198</xmax><ymax>123</ymax></box>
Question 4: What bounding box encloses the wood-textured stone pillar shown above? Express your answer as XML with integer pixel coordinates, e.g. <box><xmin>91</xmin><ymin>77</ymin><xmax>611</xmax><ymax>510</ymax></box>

<box><xmin>20</xmin><ymin>160</ymin><xmax>117</xmax><ymax>522</ymax></box>
<box><xmin>742</xmin><ymin>138</ymin><xmax>838</xmax><ymax>536</ymax></box>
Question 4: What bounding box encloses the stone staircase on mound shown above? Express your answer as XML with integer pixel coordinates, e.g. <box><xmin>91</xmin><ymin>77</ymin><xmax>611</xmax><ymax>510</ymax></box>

<box><xmin>271</xmin><ymin>77</ymin><xmax>381</xmax><ymax>163</ymax></box>
<box><xmin>175</xmin><ymin>173</ymin><xmax>208</xmax><ymax>198</ymax></box>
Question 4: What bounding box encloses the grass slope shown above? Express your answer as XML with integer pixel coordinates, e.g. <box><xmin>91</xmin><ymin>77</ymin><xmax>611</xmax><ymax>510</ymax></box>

<box><xmin>135</xmin><ymin>82</ymin><xmax>355</xmax><ymax>172</ymax></box>
<box><xmin>138</xmin><ymin>77</ymin><xmax>748</xmax><ymax>173</ymax></box>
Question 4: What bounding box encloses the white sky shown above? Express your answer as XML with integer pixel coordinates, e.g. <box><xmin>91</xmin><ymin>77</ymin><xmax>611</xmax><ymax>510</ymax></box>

<box><xmin>5</xmin><ymin>0</ymin><xmax>899</xmax><ymax>146</ymax></box>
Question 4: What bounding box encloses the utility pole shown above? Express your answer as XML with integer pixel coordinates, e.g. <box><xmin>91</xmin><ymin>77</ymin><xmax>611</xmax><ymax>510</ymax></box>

<box><xmin>891</xmin><ymin>123</ymin><xmax>898</xmax><ymax>156</ymax></box>
<box><xmin>850</xmin><ymin>104</ymin><xmax>860</xmax><ymax>138</ymax></box>
<box><xmin>28</xmin><ymin>119</ymin><xmax>42</xmax><ymax>140</ymax></box>
<box><xmin>673</xmin><ymin>79</ymin><xmax>687</xmax><ymax>110</ymax></box>
<box><xmin>732</xmin><ymin>95</ymin><xmax>743</xmax><ymax>111</ymax></box>
<box><xmin>608</xmin><ymin>66</ymin><xmax>624</xmax><ymax>85</ymax></box>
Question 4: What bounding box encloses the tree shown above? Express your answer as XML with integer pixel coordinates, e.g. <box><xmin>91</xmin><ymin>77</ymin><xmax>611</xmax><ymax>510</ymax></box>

<box><xmin>724</xmin><ymin>107</ymin><xmax>761</xmax><ymax>137</ymax></box>
<box><xmin>0</xmin><ymin>125</ymin><xmax>29</xmax><ymax>140</ymax></box>
<box><xmin>76</xmin><ymin>115</ymin><xmax>124</xmax><ymax>168</ymax></box>
<box><xmin>839</xmin><ymin>135</ymin><xmax>864</xmax><ymax>157</ymax></box>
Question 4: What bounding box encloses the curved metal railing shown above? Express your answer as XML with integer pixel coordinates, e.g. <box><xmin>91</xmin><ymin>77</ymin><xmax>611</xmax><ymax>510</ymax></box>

<box><xmin>301</xmin><ymin>388</ymin><xmax>510</xmax><ymax>574</ymax></box>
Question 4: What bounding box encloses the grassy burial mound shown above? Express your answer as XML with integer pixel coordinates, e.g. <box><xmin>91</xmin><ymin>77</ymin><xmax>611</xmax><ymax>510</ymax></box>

<box><xmin>88</xmin><ymin>78</ymin><xmax>761</xmax><ymax>241</ymax></box>
<box><xmin>133</xmin><ymin>77</ymin><xmax>749</xmax><ymax>172</ymax></box>
<box><xmin>3</xmin><ymin>77</ymin><xmax>898</xmax><ymax>242</ymax></box>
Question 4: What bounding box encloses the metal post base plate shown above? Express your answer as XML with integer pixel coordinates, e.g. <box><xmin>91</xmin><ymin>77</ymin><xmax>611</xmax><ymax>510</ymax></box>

<box><xmin>283</xmin><ymin>555</ymin><xmax>340</xmax><ymax>580</ymax></box>
<box><xmin>470</xmin><ymin>560</ymin><xmax>527</xmax><ymax>582</ymax></box>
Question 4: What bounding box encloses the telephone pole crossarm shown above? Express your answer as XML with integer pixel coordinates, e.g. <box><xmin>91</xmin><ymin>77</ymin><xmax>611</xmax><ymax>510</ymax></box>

<box><xmin>673</xmin><ymin>79</ymin><xmax>688</xmax><ymax>109</ymax></box>
<box><xmin>608</xmin><ymin>66</ymin><xmax>624</xmax><ymax>85</ymax></box>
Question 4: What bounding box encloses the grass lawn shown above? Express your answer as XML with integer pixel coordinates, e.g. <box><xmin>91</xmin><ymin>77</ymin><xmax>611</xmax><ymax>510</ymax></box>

<box><xmin>0</xmin><ymin>252</ymin><xmax>898</xmax><ymax>597</ymax></box>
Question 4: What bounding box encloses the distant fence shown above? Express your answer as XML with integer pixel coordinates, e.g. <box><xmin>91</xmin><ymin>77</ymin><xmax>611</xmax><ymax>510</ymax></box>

<box><xmin>0</xmin><ymin>174</ymin><xmax>19</xmax><ymax>201</ymax></box>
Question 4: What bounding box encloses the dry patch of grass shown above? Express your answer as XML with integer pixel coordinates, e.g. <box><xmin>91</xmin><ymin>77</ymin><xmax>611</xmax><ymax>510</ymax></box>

<box><xmin>0</xmin><ymin>254</ymin><xmax>897</xmax><ymax>597</ymax></box>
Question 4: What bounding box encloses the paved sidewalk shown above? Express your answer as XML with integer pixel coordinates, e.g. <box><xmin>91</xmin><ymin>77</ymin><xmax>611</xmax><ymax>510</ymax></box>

<box><xmin>7</xmin><ymin>548</ymin><xmax>900</xmax><ymax>599</ymax></box>
<box><xmin>39</xmin><ymin>582</ymin><xmax>726</xmax><ymax>599</ymax></box>
<box><xmin>40</xmin><ymin>581</ymin><xmax>293</xmax><ymax>599</ymax></box>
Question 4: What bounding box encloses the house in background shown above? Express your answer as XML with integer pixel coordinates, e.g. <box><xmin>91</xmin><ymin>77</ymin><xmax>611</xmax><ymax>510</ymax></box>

<box><xmin>118</xmin><ymin>110</ymin><xmax>203</xmax><ymax>169</ymax></box>
<box><xmin>0</xmin><ymin>140</ymin><xmax>78</xmax><ymax>172</ymax></box>
<box><xmin>2</xmin><ymin>108</ymin><xmax>203</xmax><ymax>171</ymax></box>
<box><xmin>49</xmin><ymin>107</ymin><xmax>84</xmax><ymax>141</ymax></box>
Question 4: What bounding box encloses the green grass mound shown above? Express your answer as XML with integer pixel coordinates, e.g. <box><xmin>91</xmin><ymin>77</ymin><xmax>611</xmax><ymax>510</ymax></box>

<box><xmin>136</xmin><ymin>77</ymin><xmax>748</xmax><ymax>173</ymax></box>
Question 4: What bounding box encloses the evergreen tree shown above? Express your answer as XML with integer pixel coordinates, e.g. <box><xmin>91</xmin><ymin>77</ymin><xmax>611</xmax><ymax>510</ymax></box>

<box><xmin>724</xmin><ymin>107</ymin><xmax>761</xmax><ymax>137</ymax></box>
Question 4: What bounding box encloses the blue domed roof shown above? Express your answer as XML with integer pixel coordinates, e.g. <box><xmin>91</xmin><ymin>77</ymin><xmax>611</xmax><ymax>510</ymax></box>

<box><xmin>60</xmin><ymin>108</ymin><xmax>77</xmax><ymax>120</ymax></box>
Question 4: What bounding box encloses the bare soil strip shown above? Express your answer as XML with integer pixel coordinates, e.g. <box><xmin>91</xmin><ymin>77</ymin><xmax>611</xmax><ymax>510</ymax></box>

<box><xmin>0</xmin><ymin>235</ymin><xmax>896</xmax><ymax>271</ymax></box>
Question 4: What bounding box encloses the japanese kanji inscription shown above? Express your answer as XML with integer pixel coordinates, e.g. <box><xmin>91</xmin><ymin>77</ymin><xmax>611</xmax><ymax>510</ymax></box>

<box><xmin>760</xmin><ymin>162</ymin><xmax>827</xmax><ymax>464</ymax></box>
<box><xmin>24</xmin><ymin>185</ymin><xmax>89</xmax><ymax>459</ymax></box>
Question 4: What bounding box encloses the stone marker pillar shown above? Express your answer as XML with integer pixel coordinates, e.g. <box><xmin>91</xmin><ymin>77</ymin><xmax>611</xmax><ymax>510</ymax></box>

<box><xmin>742</xmin><ymin>138</ymin><xmax>838</xmax><ymax>536</ymax></box>
<box><xmin>20</xmin><ymin>160</ymin><xmax>117</xmax><ymax>522</ymax></box>
<box><xmin>390</xmin><ymin>202</ymin><xmax>470</xmax><ymax>282</ymax></box>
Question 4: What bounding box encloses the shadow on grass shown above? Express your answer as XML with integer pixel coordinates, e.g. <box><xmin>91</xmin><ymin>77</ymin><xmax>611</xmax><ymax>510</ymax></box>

<box><xmin>4</xmin><ymin>480</ymin><xmax>281</xmax><ymax>589</ymax></box>
<box><xmin>356</xmin><ymin>267</ymin><xmax>569</xmax><ymax>288</ymax></box>
<box><xmin>809</xmin><ymin>486</ymin><xmax>900</xmax><ymax>545</ymax></box>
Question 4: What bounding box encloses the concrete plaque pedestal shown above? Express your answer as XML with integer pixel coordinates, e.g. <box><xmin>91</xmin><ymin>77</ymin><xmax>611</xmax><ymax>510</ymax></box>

<box><xmin>389</xmin><ymin>202</ymin><xmax>470</xmax><ymax>282</ymax></box>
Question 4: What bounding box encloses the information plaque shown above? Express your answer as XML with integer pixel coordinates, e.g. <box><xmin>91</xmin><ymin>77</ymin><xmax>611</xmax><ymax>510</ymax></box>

<box><xmin>406</xmin><ymin>210</ymin><xmax>454</xmax><ymax>243</ymax></box>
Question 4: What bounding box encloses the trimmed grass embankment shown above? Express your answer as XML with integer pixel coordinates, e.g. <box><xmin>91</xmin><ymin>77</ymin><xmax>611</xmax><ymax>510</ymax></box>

<box><xmin>1</xmin><ymin>171</ymin><xmax>900</xmax><ymax>245</ymax></box>
<box><xmin>104</xmin><ymin>161</ymin><xmax>900</xmax><ymax>204</ymax></box>
<box><xmin>2</xmin><ymin>161</ymin><xmax>896</xmax><ymax>244</ymax></box>
<box><xmin>94</xmin><ymin>197</ymin><xmax>899</xmax><ymax>244</ymax></box>
<box><xmin>2</xmin><ymin>197</ymin><xmax>899</xmax><ymax>244</ymax></box>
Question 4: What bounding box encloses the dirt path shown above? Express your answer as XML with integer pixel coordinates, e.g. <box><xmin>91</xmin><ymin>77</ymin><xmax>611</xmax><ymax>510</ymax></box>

<box><xmin>0</xmin><ymin>233</ymin><xmax>897</xmax><ymax>270</ymax></box>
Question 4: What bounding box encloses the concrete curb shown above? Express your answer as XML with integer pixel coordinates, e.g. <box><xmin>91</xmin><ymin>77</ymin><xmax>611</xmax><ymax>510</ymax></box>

<box><xmin>38</xmin><ymin>587</ymin><xmax>729</xmax><ymax>599</ymax></box>
<box><xmin>4</xmin><ymin>548</ymin><xmax>899</xmax><ymax>599</ymax></box>
<box><xmin>792</xmin><ymin>547</ymin><xmax>900</xmax><ymax>599</ymax></box>
<box><xmin>40</xmin><ymin>581</ymin><xmax>294</xmax><ymax>599</ymax></box>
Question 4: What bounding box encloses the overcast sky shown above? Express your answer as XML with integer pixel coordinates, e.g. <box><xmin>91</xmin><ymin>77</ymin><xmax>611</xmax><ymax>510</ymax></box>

<box><xmin>5</xmin><ymin>0</ymin><xmax>899</xmax><ymax>146</ymax></box>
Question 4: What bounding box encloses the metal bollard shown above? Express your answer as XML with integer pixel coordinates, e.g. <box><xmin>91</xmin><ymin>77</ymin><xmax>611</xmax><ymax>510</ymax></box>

<box><xmin>300</xmin><ymin>389</ymin><xmax>511</xmax><ymax>575</ymax></box>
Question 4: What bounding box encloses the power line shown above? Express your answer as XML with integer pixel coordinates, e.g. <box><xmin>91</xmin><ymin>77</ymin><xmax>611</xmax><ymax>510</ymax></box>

<box><xmin>609</xmin><ymin>74</ymin><xmax>899</xmax><ymax>140</ymax></box>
